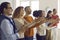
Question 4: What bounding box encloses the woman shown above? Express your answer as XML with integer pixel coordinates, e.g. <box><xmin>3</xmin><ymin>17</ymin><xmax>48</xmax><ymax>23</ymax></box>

<box><xmin>46</xmin><ymin>10</ymin><xmax>59</xmax><ymax>40</ymax></box>
<box><xmin>46</xmin><ymin>10</ymin><xmax>53</xmax><ymax>40</ymax></box>
<box><xmin>13</xmin><ymin>6</ymin><xmax>25</xmax><ymax>40</ymax></box>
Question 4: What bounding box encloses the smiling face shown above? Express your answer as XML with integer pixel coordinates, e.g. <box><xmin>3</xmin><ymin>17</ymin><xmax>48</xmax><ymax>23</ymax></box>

<box><xmin>27</xmin><ymin>7</ymin><xmax>31</xmax><ymax>14</ymax></box>
<box><xmin>25</xmin><ymin>6</ymin><xmax>32</xmax><ymax>15</ymax></box>
<box><xmin>13</xmin><ymin>7</ymin><xmax>24</xmax><ymax>18</ymax></box>
<box><xmin>53</xmin><ymin>9</ymin><xmax>57</xmax><ymax>15</ymax></box>
<box><xmin>19</xmin><ymin>8</ymin><xmax>24</xmax><ymax>18</ymax></box>
<box><xmin>49</xmin><ymin>13</ymin><xmax>52</xmax><ymax>17</ymax></box>
<box><xmin>4</xmin><ymin>3</ymin><xmax>13</xmax><ymax>15</ymax></box>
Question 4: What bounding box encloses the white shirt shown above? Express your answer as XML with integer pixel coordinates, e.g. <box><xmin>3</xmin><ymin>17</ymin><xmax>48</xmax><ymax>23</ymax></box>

<box><xmin>36</xmin><ymin>23</ymin><xmax>47</xmax><ymax>36</ymax></box>
<box><xmin>14</xmin><ymin>18</ymin><xmax>24</xmax><ymax>38</ymax></box>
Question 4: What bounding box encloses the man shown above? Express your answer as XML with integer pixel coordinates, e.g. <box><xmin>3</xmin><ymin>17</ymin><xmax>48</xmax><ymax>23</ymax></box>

<box><xmin>0</xmin><ymin>2</ymin><xmax>21</xmax><ymax>40</ymax></box>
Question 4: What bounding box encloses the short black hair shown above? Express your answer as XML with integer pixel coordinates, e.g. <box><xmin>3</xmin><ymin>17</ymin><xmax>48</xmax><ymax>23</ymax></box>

<box><xmin>33</xmin><ymin>10</ymin><xmax>38</xmax><ymax>17</ymax></box>
<box><xmin>0</xmin><ymin>2</ymin><xmax>10</xmax><ymax>14</ymax></box>
<box><xmin>47</xmin><ymin>10</ymin><xmax>52</xmax><ymax>14</ymax></box>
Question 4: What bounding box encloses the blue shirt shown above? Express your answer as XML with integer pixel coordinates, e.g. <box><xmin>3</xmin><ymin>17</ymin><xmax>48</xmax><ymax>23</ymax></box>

<box><xmin>0</xmin><ymin>17</ymin><xmax>20</xmax><ymax>40</ymax></box>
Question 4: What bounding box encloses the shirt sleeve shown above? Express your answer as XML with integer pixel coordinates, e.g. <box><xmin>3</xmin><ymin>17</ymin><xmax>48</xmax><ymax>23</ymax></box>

<box><xmin>1</xmin><ymin>19</ymin><xmax>20</xmax><ymax>40</ymax></box>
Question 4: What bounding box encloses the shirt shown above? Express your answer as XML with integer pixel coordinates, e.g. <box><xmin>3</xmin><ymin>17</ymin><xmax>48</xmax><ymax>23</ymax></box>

<box><xmin>52</xmin><ymin>15</ymin><xmax>59</xmax><ymax>27</ymax></box>
<box><xmin>36</xmin><ymin>23</ymin><xmax>47</xmax><ymax>36</ymax></box>
<box><xmin>14</xmin><ymin>18</ymin><xmax>24</xmax><ymax>38</ymax></box>
<box><xmin>24</xmin><ymin>16</ymin><xmax>40</xmax><ymax>37</ymax></box>
<box><xmin>0</xmin><ymin>18</ymin><xmax>20</xmax><ymax>40</ymax></box>
<box><xmin>24</xmin><ymin>16</ymin><xmax>34</xmax><ymax>37</ymax></box>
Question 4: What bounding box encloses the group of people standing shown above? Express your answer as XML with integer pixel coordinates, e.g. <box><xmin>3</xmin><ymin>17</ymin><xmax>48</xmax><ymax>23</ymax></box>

<box><xmin>0</xmin><ymin>2</ymin><xmax>59</xmax><ymax>40</ymax></box>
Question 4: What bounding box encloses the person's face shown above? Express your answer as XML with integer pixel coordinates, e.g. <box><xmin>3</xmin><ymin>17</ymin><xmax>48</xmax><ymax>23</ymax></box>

<box><xmin>27</xmin><ymin>7</ymin><xmax>31</xmax><ymax>14</ymax></box>
<box><xmin>4</xmin><ymin>4</ymin><xmax>13</xmax><ymax>15</ymax></box>
<box><xmin>20</xmin><ymin>8</ymin><xmax>24</xmax><ymax>18</ymax></box>
<box><xmin>53</xmin><ymin>10</ymin><xmax>57</xmax><ymax>14</ymax></box>
<box><xmin>49</xmin><ymin>13</ymin><xmax>52</xmax><ymax>17</ymax></box>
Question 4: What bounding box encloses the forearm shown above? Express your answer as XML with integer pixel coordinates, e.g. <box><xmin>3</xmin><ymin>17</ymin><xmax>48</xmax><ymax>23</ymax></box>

<box><xmin>48</xmin><ymin>20</ymin><xmax>58</xmax><ymax>27</ymax></box>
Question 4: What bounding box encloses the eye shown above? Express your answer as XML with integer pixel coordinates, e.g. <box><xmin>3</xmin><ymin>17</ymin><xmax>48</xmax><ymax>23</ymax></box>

<box><xmin>8</xmin><ymin>7</ymin><xmax>12</xmax><ymax>9</ymax></box>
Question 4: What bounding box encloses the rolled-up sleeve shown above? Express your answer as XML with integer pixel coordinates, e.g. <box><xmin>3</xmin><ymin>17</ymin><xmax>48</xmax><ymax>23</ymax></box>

<box><xmin>1</xmin><ymin>19</ymin><xmax>20</xmax><ymax>40</ymax></box>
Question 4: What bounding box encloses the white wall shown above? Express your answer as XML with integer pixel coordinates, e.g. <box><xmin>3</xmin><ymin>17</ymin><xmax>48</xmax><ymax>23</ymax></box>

<box><xmin>39</xmin><ymin>0</ymin><xmax>58</xmax><ymax>11</ymax></box>
<box><xmin>0</xmin><ymin>0</ymin><xmax>58</xmax><ymax>11</ymax></box>
<box><xmin>57</xmin><ymin>29</ymin><xmax>60</xmax><ymax>40</ymax></box>
<box><xmin>0</xmin><ymin>0</ymin><xmax>11</xmax><ymax>3</ymax></box>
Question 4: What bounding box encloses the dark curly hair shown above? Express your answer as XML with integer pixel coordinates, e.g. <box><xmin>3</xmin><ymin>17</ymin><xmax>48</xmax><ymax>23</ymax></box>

<box><xmin>33</xmin><ymin>10</ymin><xmax>42</xmax><ymax>17</ymax></box>
<box><xmin>0</xmin><ymin>2</ymin><xmax>10</xmax><ymax>14</ymax></box>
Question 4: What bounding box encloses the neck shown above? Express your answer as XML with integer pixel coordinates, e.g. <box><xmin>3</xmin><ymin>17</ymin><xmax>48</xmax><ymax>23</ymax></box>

<box><xmin>25</xmin><ymin>14</ymin><xmax>29</xmax><ymax>16</ymax></box>
<box><xmin>25</xmin><ymin>12</ymin><xmax>30</xmax><ymax>16</ymax></box>
<box><xmin>53</xmin><ymin>13</ymin><xmax>56</xmax><ymax>15</ymax></box>
<box><xmin>18</xmin><ymin>17</ymin><xmax>23</xmax><ymax>19</ymax></box>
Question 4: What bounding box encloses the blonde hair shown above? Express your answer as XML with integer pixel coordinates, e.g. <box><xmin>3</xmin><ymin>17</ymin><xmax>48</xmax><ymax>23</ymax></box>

<box><xmin>13</xmin><ymin>6</ymin><xmax>24</xmax><ymax>18</ymax></box>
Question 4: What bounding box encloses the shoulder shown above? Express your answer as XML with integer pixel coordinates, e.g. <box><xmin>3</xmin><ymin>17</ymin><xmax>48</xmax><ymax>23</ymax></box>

<box><xmin>1</xmin><ymin>19</ymin><xmax>10</xmax><ymax>23</ymax></box>
<box><xmin>14</xmin><ymin>18</ymin><xmax>18</xmax><ymax>21</ymax></box>
<box><xmin>1</xmin><ymin>19</ymin><xmax>11</xmax><ymax>27</ymax></box>
<box><xmin>14</xmin><ymin>18</ymin><xmax>23</xmax><ymax>24</ymax></box>
<box><xmin>24</xmin><ymin>16</ymin><xmax>33</xmax><ymax>18</ymax></box>
<box><xmin>14</xmin><ymin>18</ymin><xmax>19</xmax><ymax>23</ymax></box>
